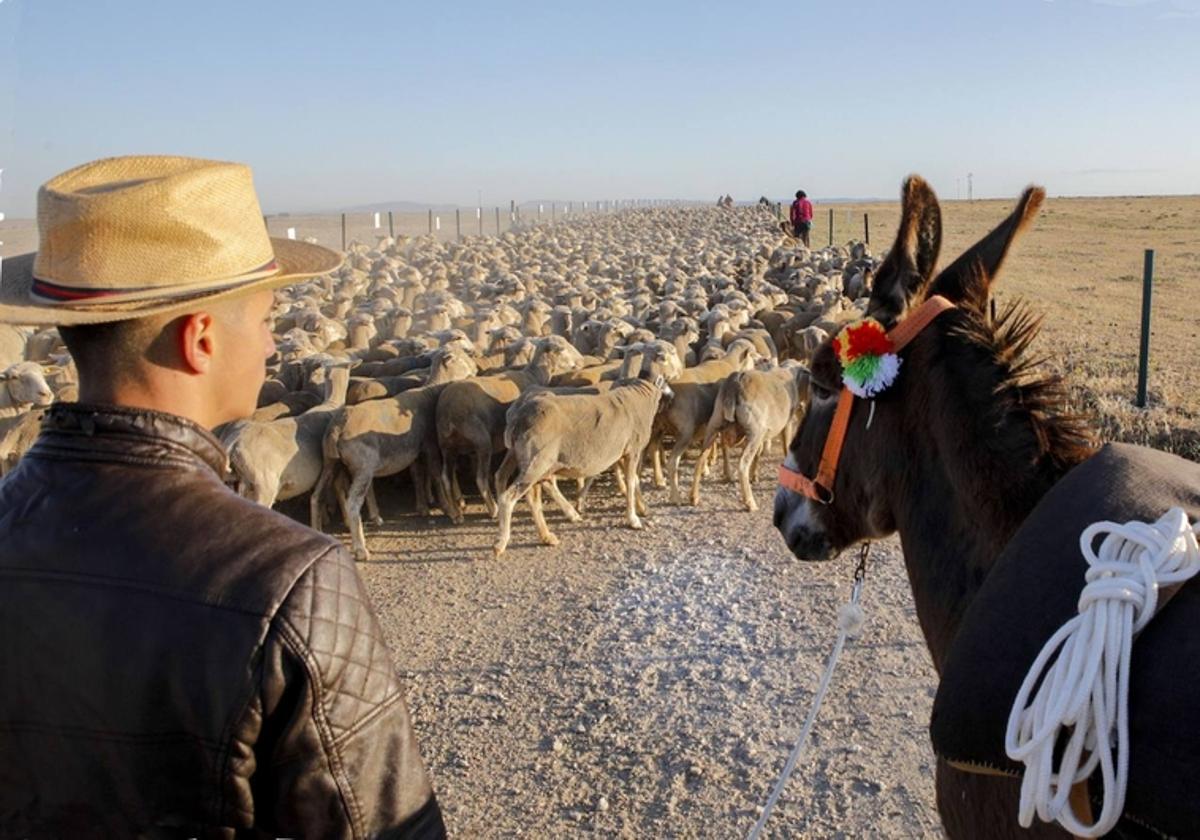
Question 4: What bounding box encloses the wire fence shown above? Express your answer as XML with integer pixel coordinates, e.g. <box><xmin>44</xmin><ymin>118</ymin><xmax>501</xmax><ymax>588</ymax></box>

<box><xmin>262</xmin><ymin>199</ymin><xmax>700</xmax><ymax>249</ymax></box>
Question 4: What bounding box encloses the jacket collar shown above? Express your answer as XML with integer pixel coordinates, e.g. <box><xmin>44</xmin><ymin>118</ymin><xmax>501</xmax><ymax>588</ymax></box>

<box><xmin>38</xmin><ymin>402</ymin><xmax>230</xmax><ymax>475</ymax></box>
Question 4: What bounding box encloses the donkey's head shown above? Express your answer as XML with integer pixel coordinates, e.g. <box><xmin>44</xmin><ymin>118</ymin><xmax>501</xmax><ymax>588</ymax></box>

<box><xmin>774</xmin><ymin>175</ymin><xmax>1056</xmax><ymax>562</ymax></box>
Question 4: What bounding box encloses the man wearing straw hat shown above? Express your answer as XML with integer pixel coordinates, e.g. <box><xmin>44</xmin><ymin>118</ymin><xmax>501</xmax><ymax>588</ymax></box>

<box><xmin>0</xmin><ymin>156</ymin><xmax>445</xmax><ymax>837</ymax></box>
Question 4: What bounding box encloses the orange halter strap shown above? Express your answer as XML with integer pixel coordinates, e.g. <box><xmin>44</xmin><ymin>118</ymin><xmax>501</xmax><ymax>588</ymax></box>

<box><xmin>777</xmin><ymin>295</ymin><xmax>957</xmax><ymax>504</ymax></box>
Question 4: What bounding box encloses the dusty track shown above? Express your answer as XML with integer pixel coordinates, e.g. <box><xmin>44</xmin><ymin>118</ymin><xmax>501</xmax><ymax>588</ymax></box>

<box><xmin>320</xmin><ymin>457</ymin><xmax>945</xmax><ymax>837</ymax></box>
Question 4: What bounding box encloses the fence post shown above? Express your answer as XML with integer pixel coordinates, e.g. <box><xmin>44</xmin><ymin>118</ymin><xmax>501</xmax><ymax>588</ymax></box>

<box><xmin>427</xmin><ymin>209</ymin><xmax>432</xmax><ymax>235</ymax></box>
<box><xmin>495</xmin><ymin>206</ymin><xmax>500</xmax><ymax>235</ymax></box>
<box><xmin>341</xmin><ymin>214</ymin><xmax>346</xmax><ymax>251</ymax></box>
<box><xmin>388</xmin><ymin>210</ymin><xmax>394</xmax><ymax>238</ymax></box>
<box><xmin>863</xmin><ymin>212</ymin><xmax>870</xmax><ymax>246</ymax></box>
<box><xmin>1136</xmin><ymin>249</ymin><xmax>1154</xmax><ymax>408</ymax></box>
<box><xmin>477</xmin><ymin>206</ymin><xmax>483</xmax><ymax>236</ymax></box>
<box><xmin>455</xmin><ymin>208</ymin><xmax>461</xmax><ymax>241</ymax></box>
<box><xmin>828</xmin><ymin>207</ymin><xmax>834</xmax><ymax>247</ymax></box>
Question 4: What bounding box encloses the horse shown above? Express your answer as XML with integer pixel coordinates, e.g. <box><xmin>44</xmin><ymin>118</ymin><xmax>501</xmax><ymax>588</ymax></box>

<box><xmin>773</xmin><ymin>176</ymin><xmax>1198</xmax><ymax>838</ymax></box>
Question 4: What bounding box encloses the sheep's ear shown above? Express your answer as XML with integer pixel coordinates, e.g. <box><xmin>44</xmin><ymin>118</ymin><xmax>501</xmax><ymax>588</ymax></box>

<box><xmin>867</xmin><ymin>175</ymin><xmax>942</xmax><ymax>326</ymax></box>
<box><xmin>926</xmin><ymin>186</ymin><xmax>1044</xmax><ymax>312</ymax></box>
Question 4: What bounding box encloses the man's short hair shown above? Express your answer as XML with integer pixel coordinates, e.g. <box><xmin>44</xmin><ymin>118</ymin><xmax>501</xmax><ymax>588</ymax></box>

<box><xmin>59</xmin><ymin>317</ymin><xmax>168</xmax><ymax>381</ymax></box>
<box><xmin>796</xmin><ymin>190</ymin><xmax>807</xmax><ymax>199</ymax></box>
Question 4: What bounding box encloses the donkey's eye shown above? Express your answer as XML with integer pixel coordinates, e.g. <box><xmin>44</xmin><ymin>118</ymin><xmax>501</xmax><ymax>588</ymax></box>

<box><xmin>811</xmin><ymin>380</ymin><xmax>837</xmax><ymax>401</ymax></box>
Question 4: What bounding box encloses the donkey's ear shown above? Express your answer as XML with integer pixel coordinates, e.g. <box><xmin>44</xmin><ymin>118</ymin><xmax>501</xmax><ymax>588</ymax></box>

<box><xmin>867</xmin><ymin>176</ymin><xmax>942</xmax><ymax>325</ymax></box>
<box><xmin>927</xmin><ymin>186</ymin><xmax>1045</xmax><ymax>310</ymax></box>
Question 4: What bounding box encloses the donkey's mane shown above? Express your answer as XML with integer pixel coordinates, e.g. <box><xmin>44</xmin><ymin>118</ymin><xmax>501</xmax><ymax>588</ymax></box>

<box><xmin>940</xmin><ymin>289</ymin><xmax>1097</xmax><ymax>471</ymax></box>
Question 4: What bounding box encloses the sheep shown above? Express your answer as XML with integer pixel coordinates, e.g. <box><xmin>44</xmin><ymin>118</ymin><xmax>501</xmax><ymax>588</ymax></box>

<box><xmin>697</xmin><ymin>363</ymin><xmax>809</xmax><ymax>510</ymax></box>
<box><xmin>788</xmin><ymin>325</ymin><xmax>829</xmax><ymax>364</ymax></box>
<box><xmin>0</xmin><ymin>407</ymin><xmax>46</xmax><ymax>475</ymax></box>
<box><xmin>313</xmin><ymin>375</ymin><xmax>458</xmax><ymax>561</ymax></box>
<box><xmin>493</xmin><ymin>376</ymin><xmax>672</xmax><ymax>557</ymax></box>
<box><xmin>1</xmin><ymin>362</ymin><xmax>54</xmax><ymax>419</ymax></box>
<box><xmin>0</xmin><ymin>326</ymin><xmax>31</xmax><ymax>369</ymax></box>
<box><xmin>220</xmin><ymin>361</ymin><xmax>354</xmax><ymax>509</ymax></box>
<box><xmin>435</xmin><ymin>336</ymin><xmax>582</xmax><ymax>522</ymax></box>
<box><xmin>646</xmin><ymin>339</ymin><xmax>759</xmax><ymax>502</ymax></box>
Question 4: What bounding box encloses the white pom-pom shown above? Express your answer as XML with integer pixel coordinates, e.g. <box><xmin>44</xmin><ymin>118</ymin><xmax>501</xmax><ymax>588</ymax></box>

<box><xmin>837</xmin><ymin>602</ymin><xmax>866</xmax><ymax>637</ymax></box>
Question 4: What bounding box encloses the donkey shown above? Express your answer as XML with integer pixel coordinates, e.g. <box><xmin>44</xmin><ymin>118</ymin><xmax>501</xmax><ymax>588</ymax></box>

<box><xmin>772</xmin><ymin>176</ymin><xmax>1193</xmax><ymax>838</ymax></box>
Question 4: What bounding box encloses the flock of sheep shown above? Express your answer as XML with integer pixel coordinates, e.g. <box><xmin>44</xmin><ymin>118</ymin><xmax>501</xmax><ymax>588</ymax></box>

<box><xmin>0</xmin><ymin>206</ymin><xmax>878</xmax><ymax>559</ymax></box>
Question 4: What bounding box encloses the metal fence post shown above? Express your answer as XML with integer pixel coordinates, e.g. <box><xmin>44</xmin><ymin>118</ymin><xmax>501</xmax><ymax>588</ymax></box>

<box><xmin>828</xmin><ymin>208</ymin><xmax>833</xmax><ymax>247</ymax></box>
<box><xmin>456</xmin><ymin>208</ymin><xmax>461</xmax><ymax>242</ymax></box>
<box><xmin>495</xmin><ymin>206</ymin><xmax>500</xmax><ymax>235</ymax></box>
<box><xmin>341</xmin><ymin>214</ymin><xmax>346</xmax><ymax>251</ymax></box>
<box><xmin>863</xmin><ymin>212</ymin><xmax>869</xmax><ymax>246</ymax></box>
<box><xmin>388</xmin><ymin>210</ymin><xmax>394</xmax><ymax>238</ymax></box>
<box><xmin>427</xmin><ymin>209</ymin><xmax>432</xmax><ymax>235</ymax></box>
<box><xmin>1136</xmin><ymin>249</ymin><xmax>1154</xmax><ymax>408</ymax></box>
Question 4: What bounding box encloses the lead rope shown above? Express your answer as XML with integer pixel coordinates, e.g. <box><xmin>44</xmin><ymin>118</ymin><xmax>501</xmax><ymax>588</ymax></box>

<box><xmin>747</xmin><ymin>542</ymin><xmax>871</xmax><ymax>840</ymax></box>
<box><xmin>1004</xmin><ymin>508</ymin><xmax>1200</xmax><ymax>837</ymax></box>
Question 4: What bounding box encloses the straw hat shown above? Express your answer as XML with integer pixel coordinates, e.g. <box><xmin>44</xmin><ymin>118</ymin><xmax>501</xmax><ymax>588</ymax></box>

<box><xmin>0</xmin><ymin>155</ymin><xmax>343</xmax><ymax>326</ymax></box>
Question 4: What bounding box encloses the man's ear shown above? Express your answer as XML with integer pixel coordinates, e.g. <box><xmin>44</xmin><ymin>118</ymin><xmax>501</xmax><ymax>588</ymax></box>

<box><xmin>866</xmin><ymin>176</ymin><xmax>942</xmax><ymax>326</ymax></box>
<box><xmin>926</xmin><ymin>186</ymin><xmax>1044</xmax><ymax>311</ymax></box>
<box><xmin>178</xmin><ymin>312</ymin><xmax>216</xmax><ymax>375</ymax></box>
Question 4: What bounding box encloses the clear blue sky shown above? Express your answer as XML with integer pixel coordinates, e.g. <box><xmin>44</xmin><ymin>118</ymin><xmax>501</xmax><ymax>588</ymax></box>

<box><xmin>1</xmin><ymin>0</ymin><xmax>1197</xmax><ymax>217</ymax></box>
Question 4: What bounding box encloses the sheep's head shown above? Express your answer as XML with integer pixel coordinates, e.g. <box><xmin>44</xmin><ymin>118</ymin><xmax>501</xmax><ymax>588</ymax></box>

<box><xmin>2</xmin><ymin>362</ymin><xmax>54</xmax><ymax>408</ymax></box>
<box><xmin>724</xmin><ymin>338</ymin><xmax>761</xmax><ymax>370</ymax></box>
<box><xmin>428</xmin><ymin>347</ymin><xmax>478</xmax><ymax>385</ymax></box>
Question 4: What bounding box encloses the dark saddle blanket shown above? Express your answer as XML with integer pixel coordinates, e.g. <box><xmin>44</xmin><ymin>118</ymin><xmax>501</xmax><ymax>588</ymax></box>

<box><xmin>931</xmin><ymin>443</ymin><xmax>1200</xmax><ymax>839</ymax></box>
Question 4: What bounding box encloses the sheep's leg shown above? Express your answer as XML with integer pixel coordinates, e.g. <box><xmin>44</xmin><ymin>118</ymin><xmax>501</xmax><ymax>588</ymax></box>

<box><xmin>528</xmin><ymin>483</ymin><xmax>559</xmax><ymax>546</ymax></box>
<box><xmin>612</xmin><ymin>461</ymin><xmax>627</xmax><ymax>494</ymax></box>
<box><xmin>577</xmin><ymin>477</ymin><xmax>596</xmax><ymax>514</ymax></box>
<box><xmin>690</xmin><ymin>443</ymin><xmax>711</xmax><ymax>506</ymax></box>
<box><xmin>310</xmin><ymin>458</ymin><xmax>337</xmax><ymax>533</ymax></box>
<box><xmin>750</xmin><ymin>443</ymin><xmax>762</xmax><ymax>483</ymax></box>
<box><xmin>365</xmin><ymin>481</ymin><xmax>383</xmax><ymax>526</ymax></box>
<box><xmin>721</xmin><ymin>436</ymin><xmax>733</xmax><ymax>482</ymax></box>
<box><xmin>779</xmin><ymin>427</ymin><xmax>790</xmax><ymax>458</ymax></box>
<box><xmin>649</xmin><ymin>437</ymin><xmax>667</xmax><ymax>488</ymax></box>
<box><xmin>494</xmin><ymin>472</ymin><xmax>540</xmax><ymax>557</ymax></box>
<box><xmin>439</xmin><ymin>456</ymin><xmax>465</xmax><ymax>524</ymax></box>
<box><xmin>333</xmin><ymin>470</ymin><xmax>353</xmax><ymax>531</ymax></box>
<box><xmin>740</xmin><ymin>433</ymin><xmax>766</xmax><ymax>512</ymax></box>
<box><xmin>544</xmin><ymin>477</ymin><xmax>582</xmax><ymax>522</ymax></box>
<box><xmin>344</xmin><ymin>469</ymin><xmax>374</xmax><ymax>562</ymax></box>
<box><xmin>474</xmin><ymin>444</ymin><xmax>498</xmax><ymax>519</ymax></box>
<box><xmin>630</xmin><ymin>450</ymin><xmax>650</xmax><ymax>518</ymax></box>
<box><xmin>410</xmin><ymin>459</ymin><xmax>429</xmax><ymax>517</ymax></box>
<box><xmin>666</xmin><ymin>428</ymin><xmax>694</xmax><ymax>505</ymax></box>
<box><xmin>495</xmin><ymin>450</ymin><xmax>517</xmax><ymax>495</ymax></box>
<box><xmin>431</xmin><ymin>459</ymin><xmax>458</xmax><ymax>519</ymax></box>
<box><xmin>450</xmin><ymin>465</ymin><xmax>465</xmax><ymax>511</ymax></box>
<box><xmin>624</xmin><ymin>453</ymin><xmax>644</xmax><ymax>530</ymax></box>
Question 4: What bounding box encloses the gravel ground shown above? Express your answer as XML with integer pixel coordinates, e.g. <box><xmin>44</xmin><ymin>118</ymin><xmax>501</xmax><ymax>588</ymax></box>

<box><xmin>339</xmin><ymin>456</ymin><xmax>944</xmax><ymax>837</ymax></box>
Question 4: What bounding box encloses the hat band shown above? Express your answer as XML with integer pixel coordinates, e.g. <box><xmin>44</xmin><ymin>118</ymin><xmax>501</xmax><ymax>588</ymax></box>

<box><xmin>31</xmin><ymin>258</ymin><xmax>279</xmax><ymax>306</ymax></box>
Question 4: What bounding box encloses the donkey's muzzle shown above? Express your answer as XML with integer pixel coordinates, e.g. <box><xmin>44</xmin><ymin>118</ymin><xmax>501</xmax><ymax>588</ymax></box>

<box><xmin>773</xmin><ymin>487</ymin><xmax>835</xmax><ymax>562</ymax></box>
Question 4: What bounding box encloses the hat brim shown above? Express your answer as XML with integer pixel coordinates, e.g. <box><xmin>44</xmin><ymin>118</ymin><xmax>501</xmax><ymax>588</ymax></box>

<box><xmin>0</xmin><ymin>237</ymin><xmax>343</xmax><ymax>326</ymax></box>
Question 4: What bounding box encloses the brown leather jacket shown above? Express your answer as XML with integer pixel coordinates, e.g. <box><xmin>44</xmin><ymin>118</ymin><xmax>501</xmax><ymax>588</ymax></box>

<box><xmin>0</xmin><ymin>403</ymin><xmax>445</xmax><ymax>839</ymax></box>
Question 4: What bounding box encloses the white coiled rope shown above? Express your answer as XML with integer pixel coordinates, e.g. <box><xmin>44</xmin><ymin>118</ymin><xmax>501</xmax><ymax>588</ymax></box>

<box><xmin>1004</xmin><ymin>507</ymin><xmax>1200</xmax><ymax>837</ymax></box>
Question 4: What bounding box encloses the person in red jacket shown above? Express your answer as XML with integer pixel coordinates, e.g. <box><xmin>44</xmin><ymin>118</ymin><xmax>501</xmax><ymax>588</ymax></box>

<box><xmin>789</xmin><ymin>189</ymin><xmax>814</xmax><ymax>246</ymax></box>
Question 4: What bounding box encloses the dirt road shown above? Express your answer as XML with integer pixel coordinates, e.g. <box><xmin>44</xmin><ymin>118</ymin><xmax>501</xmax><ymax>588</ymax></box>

<box><xmin>347</xmin><ymin>461</ymin><xmax>944</xmax><ymax>837</ymax></box>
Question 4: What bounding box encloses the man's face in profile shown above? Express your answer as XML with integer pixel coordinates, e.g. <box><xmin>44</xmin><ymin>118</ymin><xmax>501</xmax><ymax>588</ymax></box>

<box><xmin>209</xmin><ymin>288</ymin><xmax>276</xmax><ymax>423</ymax></box>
